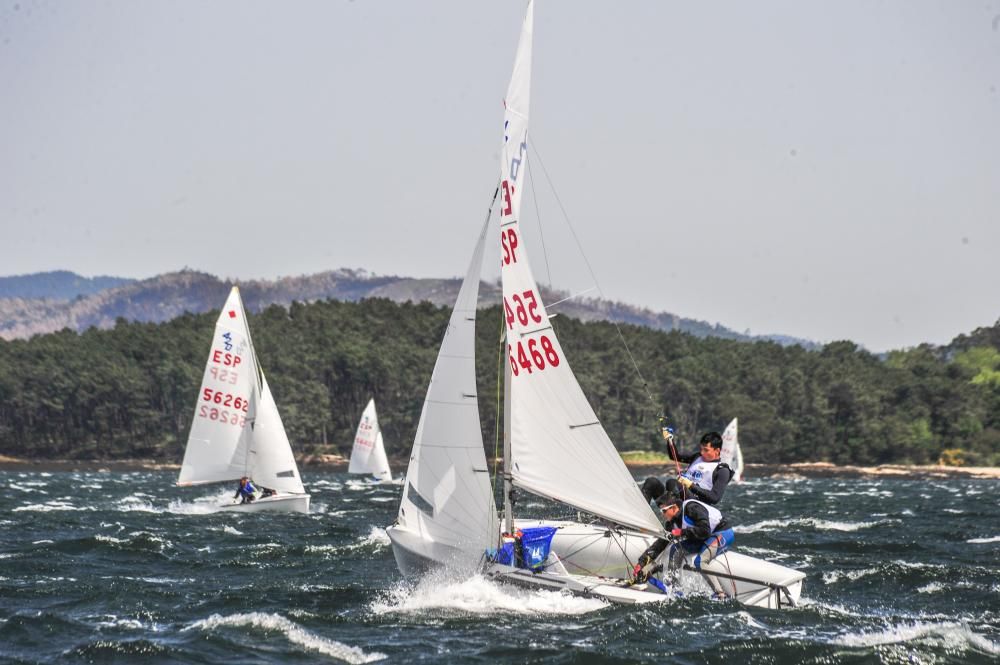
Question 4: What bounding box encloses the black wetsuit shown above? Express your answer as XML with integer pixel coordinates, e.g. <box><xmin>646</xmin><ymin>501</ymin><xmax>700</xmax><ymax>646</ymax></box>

<box><xmin>642</xmin><ymin>500</ymin><xmax>732</xmax><ymax>562</ymax></box>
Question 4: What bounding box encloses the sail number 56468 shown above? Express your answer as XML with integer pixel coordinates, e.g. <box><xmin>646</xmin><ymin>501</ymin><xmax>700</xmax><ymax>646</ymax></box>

<box><xmin>508</xmin><ymin>336</ymin><xmax>560</xmax><ymax>376</ymax></box>
<box><xmin>504</xmin><ymin>291</ymin><xmax>541</xmax><ymax>329</ymax></box>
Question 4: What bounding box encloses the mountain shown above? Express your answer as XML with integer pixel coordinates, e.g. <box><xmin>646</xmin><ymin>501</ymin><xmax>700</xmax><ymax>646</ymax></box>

<box><xmin>0</xmin><ymin>271</ymin><xmax>133</xmax><ymax>300</ymax></box>
<box><xmin>0</xmin><ymin>269</ymin><xmax>817</xmax><ymax>347</ymax></box>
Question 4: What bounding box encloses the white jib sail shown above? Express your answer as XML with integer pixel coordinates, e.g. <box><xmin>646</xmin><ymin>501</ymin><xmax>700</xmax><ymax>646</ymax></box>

<box><xmin>498</xmin><ymin>1</ymin><xmax>663</xmax><ymax>536</ymax></box>
<box><xmin>721</xmin><ymin>417</ymin><xmax>744</xmax><ymax>483</ymax></box>
<box><xmin>178</xmin><ymin>287</ymin><xmax>258</xmax><ymax>486</ymax></box>
<box><xmin>349</xmin><ymin>399</ymin><xmax>391</xmax><ymax>480</ymax></box>
<box><xmin>395</xmin><ymin>215</ymin><xmax>498</xmax><ymax>556</ymax></box>
<box><xmin>243</xmin><ymin>374</ymin><xmax>306</xmax><ymax>494</ymax></box>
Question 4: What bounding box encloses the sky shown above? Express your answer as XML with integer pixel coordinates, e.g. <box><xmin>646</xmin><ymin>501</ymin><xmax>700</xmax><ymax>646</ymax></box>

<box><xmin>1</xmin><ymin>0</ymin><xmax>998</xmax><ymax>352</ymax></box>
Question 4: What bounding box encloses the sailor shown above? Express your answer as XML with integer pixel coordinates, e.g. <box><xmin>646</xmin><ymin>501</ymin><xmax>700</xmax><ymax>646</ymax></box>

<box><xmin>632</xmin><ymin>489</ymin><xmax>735</xmax><ymax>586</ymax></box>
<box><xmin>234</xmin><ymin>476</ymin><xmax>257</xmax><ymax>504</ymax></box>
<box><xmin>641</xmin><ymin>431</ymin><xmax>733</xmax><ymax>506</ymax></box>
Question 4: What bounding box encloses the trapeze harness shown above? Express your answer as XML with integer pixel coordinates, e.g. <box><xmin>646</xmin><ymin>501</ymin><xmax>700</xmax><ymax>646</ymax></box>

<box><xmin>678</xmin><ymin>498</ymin><xmax>734</xmax><ymax>569</ymax></box>
<box><xmin>681</xmin><ymin>456</ymin><xmax>721</xmax><ymax>494</ymax></box>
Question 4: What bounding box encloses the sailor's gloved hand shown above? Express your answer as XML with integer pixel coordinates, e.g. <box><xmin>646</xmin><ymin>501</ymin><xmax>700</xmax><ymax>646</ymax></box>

<box><xmin>632</xmin><ymin>554</ymin><xmax>655</xmax><ymax>583</ymax></box>
<box><xmin>677</xmin><ymin>477</ymin><xmax>694</xmax><ymax>490</ymax></box>
<box><xmin>671</xmin><ymin>528</ymin><xmax>683</xmax><ymax>538</ymax></box>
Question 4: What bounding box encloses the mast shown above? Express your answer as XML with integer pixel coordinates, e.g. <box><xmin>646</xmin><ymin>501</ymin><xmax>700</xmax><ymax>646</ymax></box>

<box><xmin>503</xmin><ymin>340</ymin><xmax>513</xmax><ymax>536</ymax></box>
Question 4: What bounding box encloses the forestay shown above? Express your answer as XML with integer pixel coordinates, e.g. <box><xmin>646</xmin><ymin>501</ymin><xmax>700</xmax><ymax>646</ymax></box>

<box><xmin>394</xmin><ymin>217</ymin><xmax>498</xmax><ymax>555</ymax></box>
<box><xmin>349</xmin><ymin>399</ymin><xmax>392</xmax><ymax>481</ymax></box>
<box><xmin>497</xmin><ymin>2</ymin><xmax>663</xmax><ymax>537</ymax></box>
<box><xmin>178</xmin><ymin>288</ymin><xmax>258</xmax><ymax>486</ymax></box>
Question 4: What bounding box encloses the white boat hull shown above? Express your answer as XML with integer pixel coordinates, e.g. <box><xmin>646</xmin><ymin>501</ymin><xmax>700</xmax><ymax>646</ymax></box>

<box><xmin>219</xmin><ymin>493</ymin><xmax>310</xmax><ymax>514</ymax></box>
<box><xmin>523</xmin><ymin>519</ymin><xmax>804</xmax><ymax>608</ymax></box>
<box><xmin>389</xmin><ymin>518</ymin><xmax>804</xmax><ymax>608</ymax></box>
<box><xmin>385</xmin><ymin>525</ymin><xmax>478</xmax><ymax>577</ymax></box>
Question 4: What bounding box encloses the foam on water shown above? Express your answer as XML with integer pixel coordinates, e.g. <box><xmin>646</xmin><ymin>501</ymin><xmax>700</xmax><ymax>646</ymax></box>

<box><xmin>164</xmin><ymin>495</ymin><xmax>229</xmax><ymax>515</ymax></box>
<box><xmin>186</xmin><ymin>612</ymin><xmax>384</xmax><ymax>663</ymax></box>
<box><xmin>369</xmin><ymin>572</ymin><xmax>608</xmax><ymax>617</ymax></box>
<box><xmin>832</xmin><ymin>621</ymin><xmax>1000</xmax><ymax>655</ymax></box>
<box><xmin>967</xmin><ymin>536</ymin><xmax>1000</xmax><ymax>544</ymax></box>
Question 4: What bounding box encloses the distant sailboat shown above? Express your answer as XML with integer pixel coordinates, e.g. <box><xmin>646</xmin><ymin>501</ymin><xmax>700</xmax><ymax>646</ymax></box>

<box><xmin>348</xmin><ymin>399</ymin><xmax>393</xmax><ymax>483</ymax></box>
<box><xmin>388</xmin><ymin>0</ymin><xmax>802</xmax><ymax>607</ymax></box>
<box><xmin>177</xmin><ymin>287</ymin><xmax>310</xmax><ymax>513</ymax></box>
<box><xmin>721</xmin><ymin>418</ymin><xmax>744</xmax><ymax>483</ymax></box>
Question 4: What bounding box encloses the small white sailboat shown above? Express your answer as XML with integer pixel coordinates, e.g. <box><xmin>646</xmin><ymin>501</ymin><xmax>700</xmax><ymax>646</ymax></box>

<box><xmin>177</xmin><ymin>287</ymin><xmax>310</xmax><ymax>513</ymax></box>
<box><xmin>348</xmin><ymin>399</ymin><xmax>393</xmax><ymax>483</ymax></box>
<box><xmin>388</xmin><ymin>0</ymin><xmax>803</xmax><ymax>607</ymax></box>
<box><xmin>721</xmin><ymin>417</ymin><xmax>744</xmax><ymax>483</ymax></box>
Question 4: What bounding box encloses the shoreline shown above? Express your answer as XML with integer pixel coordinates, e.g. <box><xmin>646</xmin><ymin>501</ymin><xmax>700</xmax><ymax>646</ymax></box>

<box><xmin>0</xmin><ymin>455</ymin><xmax>997</xmax><ymax>479</ymax></box>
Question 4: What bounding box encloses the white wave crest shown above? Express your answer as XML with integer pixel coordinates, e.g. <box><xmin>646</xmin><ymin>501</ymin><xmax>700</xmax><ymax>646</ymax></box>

<box><xmin>369</xmin><ymin>572</ymin><xmax>607</xmax><ymax>617</ymax></box>
<box><xmin>967</xmin><ymin>536</ymin><xmax>1000</xmax><ymax>544</ymax></box>
<box><xmin>832</xmin><ymin>621</ymin><xmax>1000</xmax><ymax>654</ymax></box>
<box><xmin>14</xmin><ymin>500</ymin><xmax>92</xmax><ymax>513</ymax></box>
<box><xmin>185</xmin><ymin>612</ymin><xmax>384</xmax><ymax>663</ymax></box>
<box><xmin>917</xmin><ymin>582</ymin><xmax>944</xmax><ymax>594</ymax></box>
<box><xmin>94</xmin><ymin>534</ymin><xmax>128</xmax><ymax>544</ymax></box>
<box><xmin>115</xmin><ymin>496</ymin><xmax>158</xmax><ymax>512</ymax></box>
<box><xmin>822</xmin><ymin>567</ymin><xmax>878</xmax><ymax>585</ymax></box>
<box><xmin>737</xmin><ymin>517</ymin><xmax>882</xmax><ymax>534</ymax></box>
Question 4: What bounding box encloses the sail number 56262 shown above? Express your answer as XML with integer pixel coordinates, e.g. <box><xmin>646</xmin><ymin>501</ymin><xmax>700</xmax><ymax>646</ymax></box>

<box><xmin>508</xmin><ymin>336</ymin><xmax>560</xmax><ymax>376</ymax></box>
<box><xmin>201</xmin><ymin>388</ymin><xmax>250</xmax><ymax>412</ymax></box>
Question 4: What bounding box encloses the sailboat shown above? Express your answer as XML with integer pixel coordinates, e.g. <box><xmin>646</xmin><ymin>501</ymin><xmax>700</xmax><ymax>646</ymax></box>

<box><xmin>348</xmin><ymin>399</ymin><xmax>393</xmax><ymax>483</ymax></box>
<box><xmin>177</xmin><ymin>287</ymin><xmax>310</xmax><ymax>513</ymax></box>
<box><xmin>721</xmin><ymin>418</ymin><xmax>744</xmax><ymax>483</ymax></box>
<box><xmin>388</xmin><ymin>0</ymin><xmax>803</xmax><ymax>607</ymax></box>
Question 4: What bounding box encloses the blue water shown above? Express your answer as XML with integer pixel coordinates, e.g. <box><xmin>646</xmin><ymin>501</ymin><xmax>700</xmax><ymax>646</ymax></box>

<box><xmin>1</xmin><ymin>471</ymin><xmax>998</xmax><ymax>663</ymax></box>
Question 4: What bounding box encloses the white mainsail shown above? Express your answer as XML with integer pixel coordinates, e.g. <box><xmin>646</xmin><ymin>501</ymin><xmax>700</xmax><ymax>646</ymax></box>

<box><xmin>178</xmin><ymin>287</ymin><xmax>257</xmax><ymax>486</ymax></box>
<box><xmin>498</xmin><ymin>1</ymin><xmax>663</xmax><ymax>537</ymax></box>
<box><xmin>393</xmin><ymin>216</ymin><xmax>498</xmax><ymax>556</ymax></box>
<box><xmin>721</xmin><ymin>417</ymin><xmax>744</xmax><ymax>483</ymax></box>
<box><xmin>178</xmin><ymin>287</ymin><xmax>305</xmax><ymax>496</ymax></box>
<box><xmin>349</xmin><ymin>399</ymin><xmax>392</xmax><ymax>481</ymax></box>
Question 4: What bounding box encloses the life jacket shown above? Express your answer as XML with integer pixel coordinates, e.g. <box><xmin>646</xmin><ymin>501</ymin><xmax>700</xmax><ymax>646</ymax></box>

<box><xmin>681</xmin><ymin>456</ymin><xmax>720</xmax><ymax>492</ymax></box>
<box><xmin>681</xmin><ymin>499</ymin><xmax>722</xmax><ymax>534</ymax></box>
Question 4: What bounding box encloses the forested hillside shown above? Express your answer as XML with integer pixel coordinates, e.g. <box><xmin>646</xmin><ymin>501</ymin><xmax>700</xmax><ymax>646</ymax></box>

<box><xmin>0</xmin><ymin>269</ymin><xmax>816</xmax><ymax>348</ymax></box>
<box><xmin>0</xmin><ymin>298</ymin><xmax>997</xmax><ymax>465</ymax></box>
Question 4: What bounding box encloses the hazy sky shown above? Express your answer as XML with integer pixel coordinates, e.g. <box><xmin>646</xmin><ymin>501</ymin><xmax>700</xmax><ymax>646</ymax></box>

<box><xmin>2</xmin><ymin>1</ymin><xmax>998</xmax><ymax>352</ymax></box>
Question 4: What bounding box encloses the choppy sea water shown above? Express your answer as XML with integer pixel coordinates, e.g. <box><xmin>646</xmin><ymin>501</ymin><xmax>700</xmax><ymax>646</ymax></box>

<box><xmin>1</xmin><ymin>470</ymin><xmax>997</xmax><ymax>664</ymax></box>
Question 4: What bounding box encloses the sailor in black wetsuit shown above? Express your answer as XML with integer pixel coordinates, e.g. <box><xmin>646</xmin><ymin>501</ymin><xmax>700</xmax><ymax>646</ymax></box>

<box><xmin>641</xmin><ymin>431</ymin><xmax>734</xmax><ymax>506</ymax></box>
<box><xmin>632</xmin><ymin>489</ymin><xmax>735</xmax><ymax>594</ymax></box>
